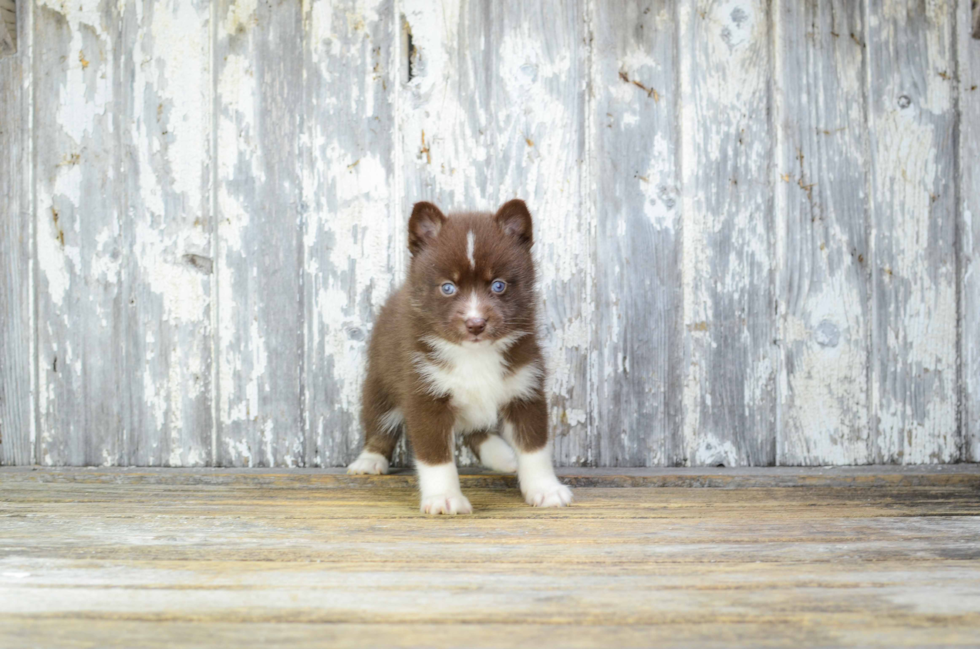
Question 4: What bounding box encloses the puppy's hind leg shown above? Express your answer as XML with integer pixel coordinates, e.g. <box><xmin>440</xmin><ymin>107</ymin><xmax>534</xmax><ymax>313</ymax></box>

<box><xmin>348</xmin><ymin>410</ymin><xmax>401</xmax><ymax>474</ymax></box>
<box><xmin>348</xmin><ymin>377</ymin><xmax>402</xmax><ymax>475</ymax></box>
<box><xmin>465</xmin><ymin>430</ymin><xmax>518</xmax><ymax>473</ymax></box>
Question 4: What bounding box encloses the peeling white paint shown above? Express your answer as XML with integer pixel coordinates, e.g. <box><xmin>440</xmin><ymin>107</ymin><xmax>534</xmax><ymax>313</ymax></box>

<box><xmin>41</xmin><ymin>0</ymin><xmax>108</xmax><ymax>148</ymax></box>
<box><xmin>693</xmin><ymin>435</ymin><xmax>740</xmax><ymax>467</ymax></box>
<box><xmin>224</xmin><ymin>438</ymin><xmax>254</xmax><ymax>468</ymax></box>
<box><xmin>36</xmin><ymin>204</ymin><xmax>70</xmax><ymax>308</ymax></box>
<box><xmin>869</xmin><ymin>0</ymin><xmax>958</xmax><ymax>464</ymax></box>
<box><xmin>399</xmin><ymin>0</ymin><xmax>489</xmax><ymax>203</ymax></box>
<box><xmin>148</xmin><ymin>0</ymin><xmax>208</xmax><ymax>206</ymax></box>
<box><xmin>679</xmin><ymin>0</ymin><xmax>774</xmax><ymax>466</ymax></box>
<box><xmin>224</xmin><ymin>0</ymin><xmax>258</xmax><ymax>35</ymax></box>
<box><xmin>638</xmin><ymin>133</ymin><xmax>676</xmax><ymax>231</ymax></box>
<box><xmin>959</xmin><ymin>0</ymin><xmax>980</xmax><ymax>463</ymax></box>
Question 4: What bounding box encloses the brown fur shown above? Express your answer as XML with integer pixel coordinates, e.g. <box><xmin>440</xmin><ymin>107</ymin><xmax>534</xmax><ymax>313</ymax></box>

<box><xmin>359</xmin><ymin>200</ymin><xmax>549</xmax><ymax>466</ymax></box>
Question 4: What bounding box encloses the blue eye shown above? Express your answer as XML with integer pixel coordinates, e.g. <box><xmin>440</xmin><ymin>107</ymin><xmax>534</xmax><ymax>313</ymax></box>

<box><xmin>491</xmin><ymin>280</ymin><xmax>507</xmax><ymax>294</ymax></box>
<box><xmin>440</xmin><ymin>282</ymin><xmax>457</xmax><ymax>296</ymax></box>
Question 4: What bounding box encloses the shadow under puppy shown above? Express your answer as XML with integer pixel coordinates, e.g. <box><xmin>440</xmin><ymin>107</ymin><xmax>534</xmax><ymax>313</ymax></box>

<box><xmin>348</xmin><ymin>199</ymin><xmax>573</xmax><ymax>514</ymax></box>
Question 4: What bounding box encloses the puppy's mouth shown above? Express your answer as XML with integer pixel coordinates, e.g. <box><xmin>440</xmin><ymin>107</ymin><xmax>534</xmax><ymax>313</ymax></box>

<box><xmin>459</xmin><ymin>328</ymin><xmax>496</xmax><ymax>344</ymax></box>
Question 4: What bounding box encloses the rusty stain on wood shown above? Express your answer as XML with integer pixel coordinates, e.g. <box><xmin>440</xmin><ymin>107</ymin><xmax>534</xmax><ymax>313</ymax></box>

<box><xmin>618</xmin><ymin>68</ymin><xmax>660</xmax><ymax>101</ymax></box>
<box><xmin>419</xmin><ymin>129</ymin><xmax>430</xmax><ymax>164</ymax></box>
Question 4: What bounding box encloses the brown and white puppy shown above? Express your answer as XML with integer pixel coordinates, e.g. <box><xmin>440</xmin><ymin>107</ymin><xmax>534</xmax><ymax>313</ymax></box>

<box><xmin>347</xmin><ymin>199</ymin><xmax>573</xmax><ymax>514</ymax></box>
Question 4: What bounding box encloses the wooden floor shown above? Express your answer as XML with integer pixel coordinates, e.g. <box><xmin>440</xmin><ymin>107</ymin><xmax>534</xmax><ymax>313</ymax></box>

<box><xmin>1</xmin><ymin>466</ymin><xmax>979</xmax><ymax>648</ymax></box>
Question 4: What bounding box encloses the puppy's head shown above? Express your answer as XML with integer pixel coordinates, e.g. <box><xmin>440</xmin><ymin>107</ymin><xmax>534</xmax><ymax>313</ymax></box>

<box><xmin>407</xmin><ymin>199</ymin><xmax>536</xmax><ymax>345</ymax></box>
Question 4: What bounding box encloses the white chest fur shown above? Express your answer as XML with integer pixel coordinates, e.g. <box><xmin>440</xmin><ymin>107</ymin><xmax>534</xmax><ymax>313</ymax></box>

<box><xmin>414</xmin><ymin>336</ymin><xmax>542</xmax><ymax>433</ymax></box>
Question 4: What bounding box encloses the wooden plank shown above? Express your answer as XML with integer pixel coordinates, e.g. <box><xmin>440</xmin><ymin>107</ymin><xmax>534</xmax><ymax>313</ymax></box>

<box><xmin>0</xmin><ymin>0</ymin><xmax>31</xmax><ymax>466</ymax></box>
<box><xmin>399</xmin><ymin>0</ymin><xmax>492</xmax><ymax>210</ymax></box>
<box><xmin>773</xmin><ymin>0</ymin><xmax>872</xmax><ymax>465</ymax></box>
<box><xmin>214</xmin><ymin>0</ymin><xmax>304</xmax><ymax>466</ymax></box>
<box><xmin>1</xmin><ymin>620</ymin><xmax>979</xmax><ymax>649</ymax></box>
<box><xmin>396</xmin><ymin>1</ymin><xmax>593</xmax><ymax>466</ymax></box>
<box><xmin>867</xmin><ymin>0</ymin><xmax>958</xmax><ymax>463</ymax></box>
<box><xmin>3</xmin><ymin>559</ymin><xmax>980</xmax><ymax>617</ymax></box>
<box><xmin>33</xmin><ymin>1</ymin><xmax>96</xmax><ymax>465</ymax></box>
<box><xmin>122</xmin><ymin>0</ymin><xmax>214</xmax><ymax>466</ymax></box>
<box><xmin>396</xmin><ymin>0</ymin><xmax>492</xmax><ymax>467</ymax></box>
<box><xmin>678</xmin><ymin>0</ymin><xmax>776</xmax><ymax>466</ymax></box>
<box><xmin>33</xmin><ymin>0</ymin><xmax>213</xmax><ymax>466</ymax></box>
<box><xmin>3</xmin><ymin>465</ymin><xmax>980</xmax><ymax>489</ymax></box>
<box><xmin>593</xmin><ymin>1</ymin><xmax>681</xmax><ymax>466</ymax></box>
<box><xmin>1</xmin><ymin>478</ymin><xmax>979</xmax><ymax>648</ymax></box>
<box><xmin>487</xmin><ymin>0</ymin><xmax>593</xmax><ymax>466</ymax></box>
<box><xmin>4</xmin><ymin>486</ymin><xmax>979</xmax><ymax>527</ymax></box>
<box><xmin>5</xmin><ymin>491</ymin><xmax>980</xmax><ymax>525</ymax></box>
<box><xmin>960</xmin><ymin>0</ymin><xmax>980</xmax><ymax>462</ymax></box>
<box><xmin>2</xmin><ymin>481</ymin><xmax>979</xmax><ymax>538</ymax></box>
<box><xmin>301</xmin><ymin>0</ymin><xmax>398</xmax><ymax>468</ymax></box>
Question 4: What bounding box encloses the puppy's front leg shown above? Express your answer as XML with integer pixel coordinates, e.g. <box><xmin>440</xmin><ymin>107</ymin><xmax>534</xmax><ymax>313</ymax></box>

<box><xmin>503</xmin><ymin>397</ymin><xmax>573</xmax><ymax>507</ymax></box>
<box><xmin>405</xmin><ymin>396</ymin><xmax>471</xmax><ymax>515</ymax></box>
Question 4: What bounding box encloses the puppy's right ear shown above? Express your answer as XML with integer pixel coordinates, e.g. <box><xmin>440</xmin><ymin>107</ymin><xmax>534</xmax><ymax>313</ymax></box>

<box><xmin>408</xmin><ymin>202</ymin><xmax>446</xmax><ymax>256</ymax></box>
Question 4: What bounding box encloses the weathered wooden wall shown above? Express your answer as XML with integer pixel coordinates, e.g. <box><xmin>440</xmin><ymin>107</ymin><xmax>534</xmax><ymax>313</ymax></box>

<box><xmin>0</xmin><ymin>0</ymin><xmax>977</xmax><ymax>467</ymax></box>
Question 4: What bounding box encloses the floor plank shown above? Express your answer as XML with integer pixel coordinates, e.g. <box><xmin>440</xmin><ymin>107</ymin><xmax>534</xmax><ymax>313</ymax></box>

<box><xmin>1</xmin><ymin>468</ymin><xmax>978</xmax><ymax>648</ymax></box>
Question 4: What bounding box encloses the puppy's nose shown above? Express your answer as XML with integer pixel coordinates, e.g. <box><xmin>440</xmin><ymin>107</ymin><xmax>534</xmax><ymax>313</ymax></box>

<box><xmin>465</xmin><ymin>318</ymin><xmax>486</xmax><ymax>335</ymax></box>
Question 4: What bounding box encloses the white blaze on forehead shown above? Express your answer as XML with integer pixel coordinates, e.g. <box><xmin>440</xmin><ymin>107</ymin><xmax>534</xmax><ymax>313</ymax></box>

<box><xmin>466</xmin><ymin>230</ymin><xmax>476</xmax><ymax>269</ymax></box>
<box><xmin>466</xmin><ymin>291</ymin><xmax>482</xmax><ymax>319</ymax></box>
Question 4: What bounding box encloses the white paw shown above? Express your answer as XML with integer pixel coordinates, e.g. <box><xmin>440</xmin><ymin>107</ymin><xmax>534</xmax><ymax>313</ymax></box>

<box><xmin>420</xmin><ymin>493</ymin><xmax>473</xmax><ymax>515</ymax></box>
<box><xmin>478</xmin><ymin>435</ymin><xmax>518</xmax><ymax>473</ymax></box>
<box><xmin>523</xmin><ymin>481</ymin><xmax>573</xmax><ymax>508</ymax></box>
<box><xmin>347</xmin><ymin>451</ymin><xmax>389</xmax><ymax>475</ymax></box>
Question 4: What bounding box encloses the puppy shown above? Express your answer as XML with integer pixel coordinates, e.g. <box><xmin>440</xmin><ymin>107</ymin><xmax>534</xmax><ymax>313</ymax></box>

<box><xmin>347</xmin><ymin>199</ymin><xmax>573</xmax><ymax>514</ymax></box>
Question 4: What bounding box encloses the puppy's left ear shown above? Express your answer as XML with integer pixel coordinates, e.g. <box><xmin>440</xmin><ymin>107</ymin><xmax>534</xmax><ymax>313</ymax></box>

<box><xmin>494</xmin><ymin>199</ymin><xmax>533</xmax><ymax>248</ymax></box>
